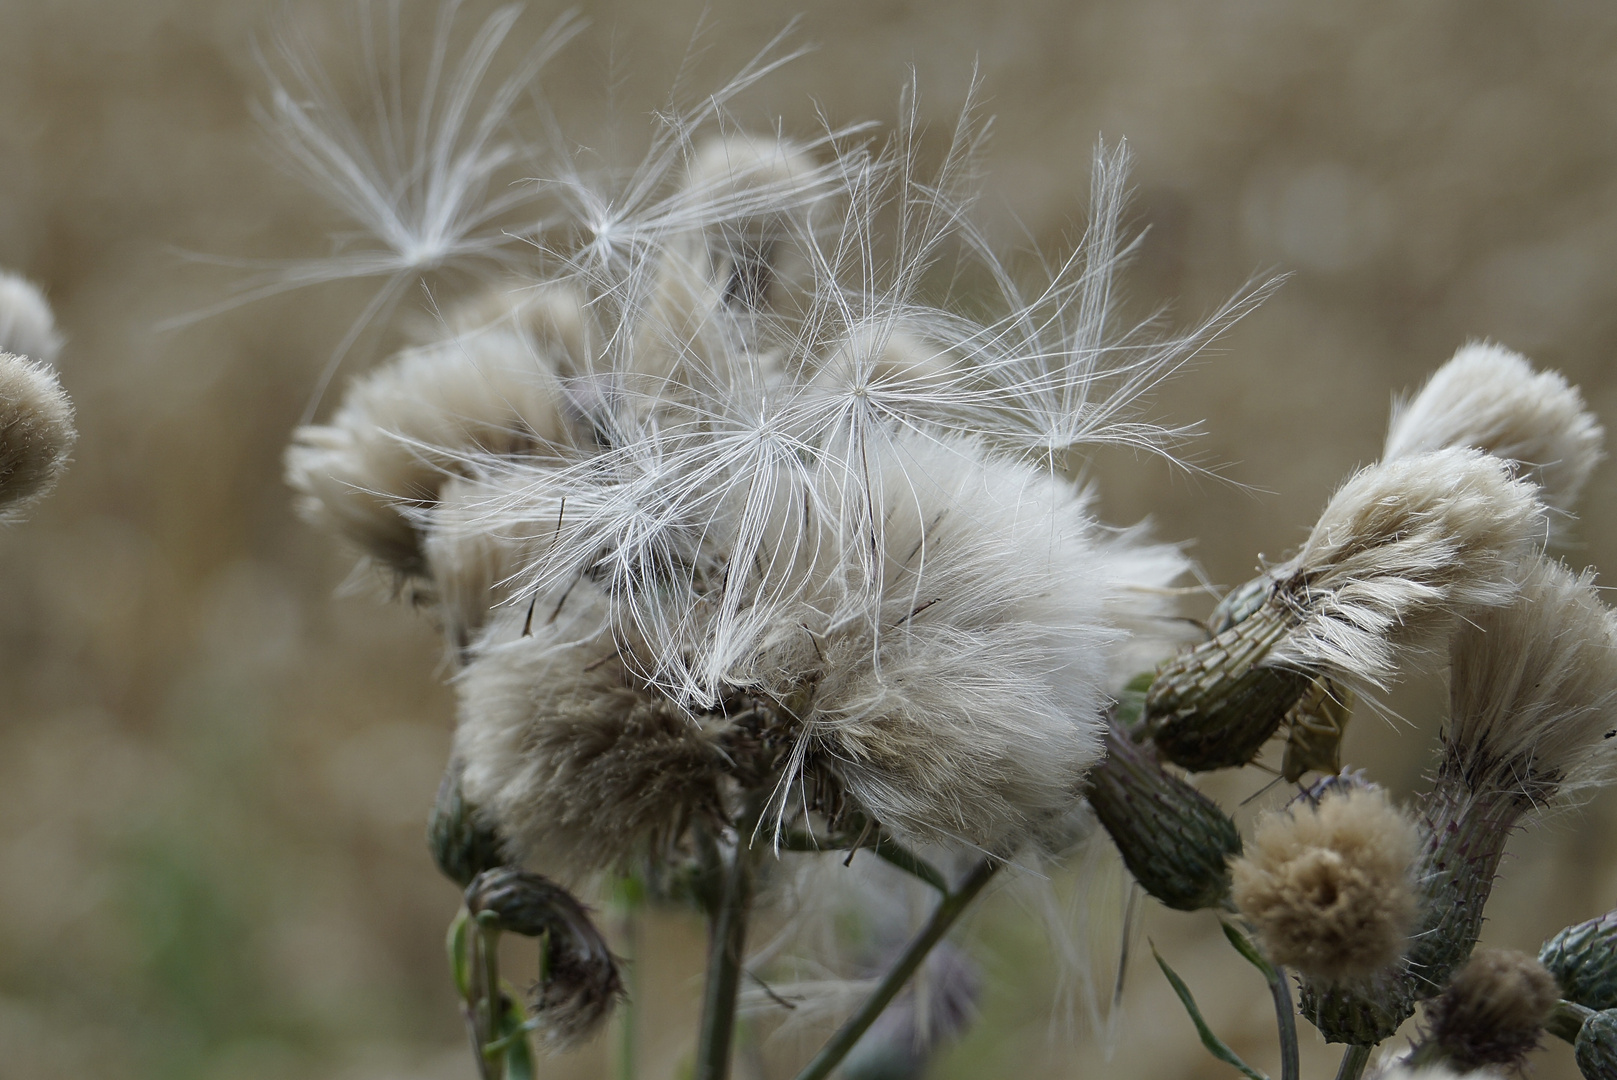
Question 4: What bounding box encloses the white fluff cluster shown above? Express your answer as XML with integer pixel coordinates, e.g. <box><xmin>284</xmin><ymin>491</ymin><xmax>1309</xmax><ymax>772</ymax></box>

<box><xmin>1267</xmin><ymin>447</ymin><xmax>1543</xmax><ymax>687</ymax></box>
<box><xmin>0</xmin><ymin>271</ymin><xmax>63</xmax><ymax>364</ymax></box>
<box><xmin>1445</xmin><ymin>556</ymin><xmax>1617</xmax><ymax>803</ymax></box>
<box><xmin>1385</xmin><ymin>342</ymin><xmax>1604</xmax><ymax>516</ymax></box>
<box><xmin>274</xmin><ymin>14</ymin><xmax>1280</xmax><ymax>865</ymax></box>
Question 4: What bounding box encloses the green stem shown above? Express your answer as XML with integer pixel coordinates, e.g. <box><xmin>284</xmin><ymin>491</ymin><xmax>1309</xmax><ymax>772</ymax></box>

<box><xmin>1333</xmin><ymin>1044</ymin><xmax>1372</xmax><ymax>1080</ymax></box>
<box><xmin>791</xmin><ymin>856</ymin><xmax>1001</xmax><ymax>1080</ymax></box>
<box><xmin>694</xmin><ymin>815</ymin><xmax>762</xmax><ymax>1080</ymax></box>
<box><xmin>615</xmin><ymin>906</ymin><xmax>639</xmax><ymax>1080</ymax></box>
<box><xmin>1547</xmin><ymin>999</ymin><xmax>1595</xmax><ymax>1044</ymax></box>
<box><xmin>1269</xmin><ymin>966</ymin><xmax>1300</xmax><ymax>1080</ymax></box>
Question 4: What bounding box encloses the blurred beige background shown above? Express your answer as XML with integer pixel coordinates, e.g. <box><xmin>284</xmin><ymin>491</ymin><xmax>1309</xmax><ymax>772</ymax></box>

<box><xmin>2</xmin><ymin>1</ymin><xmax>1616</xmax><ymax>1077</ymax></box>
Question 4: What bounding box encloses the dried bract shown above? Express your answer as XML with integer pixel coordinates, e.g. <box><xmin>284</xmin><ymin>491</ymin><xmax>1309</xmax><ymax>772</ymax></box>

<box><xmin>465</xmin><ymin>867</ymin><xmax>623</xmax><ymax>1049</ymax></box>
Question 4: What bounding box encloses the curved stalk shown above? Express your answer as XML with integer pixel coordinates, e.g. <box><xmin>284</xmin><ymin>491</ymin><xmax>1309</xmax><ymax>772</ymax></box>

<box><xmin>791</xmin><ymin>855</ymin><xmax>1001</xmax><ymax>1080</ymax></box>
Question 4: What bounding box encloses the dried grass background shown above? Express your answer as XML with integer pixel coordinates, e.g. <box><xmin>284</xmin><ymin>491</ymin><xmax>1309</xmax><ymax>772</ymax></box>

<box><xmin>3</xmin><ymin>1</ymin><xmax>1616</xmax><ymax>1077</ymax></box>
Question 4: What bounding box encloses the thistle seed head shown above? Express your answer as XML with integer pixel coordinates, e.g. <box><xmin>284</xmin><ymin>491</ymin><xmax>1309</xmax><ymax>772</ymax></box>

<box><xmin>0</xmin><ymin>352</ymin><xmax>76</xmax><ymax>521</ymax></box>
<box><xmin>1232</xmin><ymin>786</ymin><xmax>1420</xmax><ymax>983</ymax></box>
<box><xmin>1445</xmin><ymin>555</ymin><xmax>1617</xmax><ymax>805</ymax></box>
<box><xmin>1269</xmin><ymin>447</ymin><xmax>1544</xmax><ymax>688</ymax></box>
<box><xmin>427</xmin><ymin>758</ymin><xmax>509</xmax><ymax>888</ymax></box>
<box><xmin>1423</xmin><ymin>947</ymin><xmax>1558</xmax><ymax>1072</ymax></box>
<box><xmin>1385</xmin><ymin>342</ymin><xmax>1604</xmax><ymax>516</ymax></box>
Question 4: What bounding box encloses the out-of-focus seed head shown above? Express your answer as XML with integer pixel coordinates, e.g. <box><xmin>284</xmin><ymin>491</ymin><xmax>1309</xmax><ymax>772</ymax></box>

<box><xmin>0</xmin><ymin>353</ymin><xmax>76</xmax><ymax>521</ymax></box>
<box><xmin>466</xmin><ymin>867</ymin><xmax>624</xmax><ymax>1049</ymax></box>
<box><xmin>1542</xmin><ymin>910</ymin><xmax>1617</xmax><ymax>1011</ymax></box>
<box><xmin>0</xmin><ymin>271</ymin><xmax>63</xmax><ymax>363</ymax></box>
<box><xmin>1232</xmin><ymin>786</ymin><xmax>1420</xmax><ymax>982</ymax></box>
<box><xmin>1424</xmin><ymin>948</ymin><xmax>1558</xmax><ymax>1072</ymax></box>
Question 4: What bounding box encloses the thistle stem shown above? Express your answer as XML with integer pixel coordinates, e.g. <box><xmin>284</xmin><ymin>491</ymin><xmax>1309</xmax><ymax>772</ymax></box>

<box><xmin>791</xmin><ymin>855</ymin><xmax>1001</xmax><ymax>1080</ymax></box>
<box><xmin>1333</xmin><ymin>1044</ymin><xmax>1373</xmax><ymax>1080</ymax></box>
<box><xmin>1546</xmin><ymin>999</ymin><xmax>1595</xmax><ymax>1044</ymax></box>
<box><xmin>695</xmin><ymin>817</ymin><xmax>762</xmax><ymax>1080</ymax></box>
<box><xmin>1269</xmin><ymin>965</ymin><xmax>1300</xmax><ymax>1080</ymax></box>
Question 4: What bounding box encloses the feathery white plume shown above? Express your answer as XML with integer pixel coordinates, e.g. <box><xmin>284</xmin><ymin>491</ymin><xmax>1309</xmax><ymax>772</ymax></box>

<box><xmin>1385</xmin><ymin>342</ymin><xmax>1604</xmax><ymax>516</ymax></box>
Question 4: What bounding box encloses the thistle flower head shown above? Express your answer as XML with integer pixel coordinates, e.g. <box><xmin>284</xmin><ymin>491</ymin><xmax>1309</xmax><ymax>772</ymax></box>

<box><xmin>1444</xmin><ymin>555</ymin><xmax>1617</xmax><ymax>804</ymax></box>
<box><xmin>1268</xmin><ymin>447</ymin><xmax>1545</xmax><ymax>688</ymax></box>
<box><xmin>1385</xmin><ymin>342</ymin><xmax>1604</xmax><ymax>516</ymax></box>
<box><xmin>1231</xmin><ymin>785</ymin><xmax>1421</xmax><ymax>983</ymax></box>
<box><xmin>1422</xmin><ymin>947</ymin><xmax>1558</xmax><ymax>1072</ymax></box>
<box><xmin>0</xmin><ymin>271</ymin><xmax>63</xmax><ymax>363</ymax></box>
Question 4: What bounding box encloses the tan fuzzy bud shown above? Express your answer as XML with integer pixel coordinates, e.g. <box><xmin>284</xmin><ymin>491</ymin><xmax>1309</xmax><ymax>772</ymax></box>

<box><xmin>1232</xmin><ymin>786</ymin><xmax>1420</xmax><ymax>983</ymax></box>
<box><xmin>465</xmin><ymin>867</ymin><xmax>623</xmax><ymax>1049</ymax></box>
<box><xmin>1087</xmin><ymin>718</ymin><xmax>1242</xmax><ymax>911</ymax></box>
<box><xmin>1424</xmin><ymin>948</ymin><xmax>1558</xmax><ymax>1071</ymax></box>
<box><xmin>0</xmin><ymin>353</ymin><xmax>75</xmax><ymax>521</ymax></box>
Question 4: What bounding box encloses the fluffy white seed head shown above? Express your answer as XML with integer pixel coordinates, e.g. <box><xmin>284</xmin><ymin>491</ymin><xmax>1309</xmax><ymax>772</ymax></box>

<box><xmin>454</xmin><ymin>593</ymin><xmax>728</xmax><ymax>875</ymax></box>
<box><xmin>1385</xmin><ymin>342</ymin><xmax>1604</xmax><ymax>516</ymax></box>
<box><xmin>285</xmin><ymin>307</ymin><xmax>580</xmax><ymax>577</ymax></box>
<box><xmin>1268</xmin><ymin>447</ymin><xmax>1545</xmax><ymax>687</ymax></box>
<box><xmin>0</xmin><ymin>353</ymin><xmax>76</xmax><ymax>521</ymax></box>
<box><xmin>1445</xmin><ymin>555</ymin><xmax>1617</xmax><ymax>804</ymax></box>
<box><xmin>0</xmin><ymin>273</ymin><xmax>62</xmax><ymax>364</ymax></box>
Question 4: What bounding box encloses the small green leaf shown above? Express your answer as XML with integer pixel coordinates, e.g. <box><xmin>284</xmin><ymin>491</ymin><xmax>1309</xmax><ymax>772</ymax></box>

<box><xmin>1221</xmin><ymin>920</ymin><xmax>1280</xmax><ymax>982</ymax></box>
<box><xmin>1153</xmin><ymin>942</ymin><xmax>1269</xmax><ymax>1080</ymax></box>
<box><xmin>447</xmin><ymin>910</ymin><xmax>472</xmax><ymax>1000</ymax></box>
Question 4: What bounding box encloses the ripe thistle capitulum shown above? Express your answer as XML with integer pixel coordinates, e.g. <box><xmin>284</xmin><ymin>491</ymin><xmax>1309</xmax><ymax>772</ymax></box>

<box><xmin>244</xmin><ymin>6</ymin><xmax>1617</xmax><ymax>1079</ymax></box>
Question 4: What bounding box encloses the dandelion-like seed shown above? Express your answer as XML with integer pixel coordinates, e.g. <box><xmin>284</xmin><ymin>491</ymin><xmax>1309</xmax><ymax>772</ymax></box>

<box><xmin>1231</xmin><ymin>785</ymin><xmax>1420</xmax><ymax>983</ymax></box>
